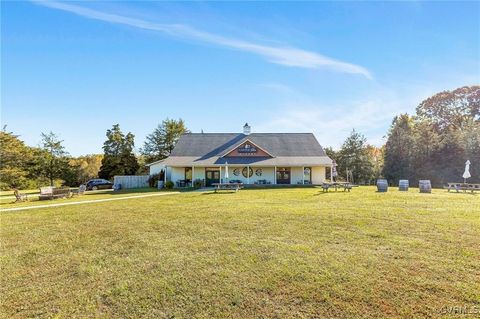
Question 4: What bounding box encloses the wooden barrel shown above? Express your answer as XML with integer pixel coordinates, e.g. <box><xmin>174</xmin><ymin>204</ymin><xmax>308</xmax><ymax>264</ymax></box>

<box><xmin>377</xmin><ymin>179</ymin><xmax>388</xmax><ymax>192</ymax></box>
<box><xmin>419</xmin><ymin>180</ymin><xmax>432</xmax><ymax>193</ymax></box>
<box><xmin>398</xmin><ymin>179</ymin><xmax>409</xmax><ymax>191</ymax></box>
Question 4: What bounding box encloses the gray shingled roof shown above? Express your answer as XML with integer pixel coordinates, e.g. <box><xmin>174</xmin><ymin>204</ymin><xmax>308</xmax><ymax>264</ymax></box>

<box><xmin>170</xmin><ymin>133</ymin><xmax>327</xmax><ymax>157</ymax></box>
<box><xmin>161</xmin><ymin>156</ymin><xmax>332</xmax><ymax>166</ymax></box>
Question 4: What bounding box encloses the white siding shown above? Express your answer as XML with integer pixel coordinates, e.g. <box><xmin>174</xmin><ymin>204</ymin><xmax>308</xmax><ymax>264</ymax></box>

<box><xmin>192</xmin><ymin>167</ymin><xmax>205</xmax><ymax>182</ymax></box>
<box><xmin>149</xmin><ymin>163</ymin><xmax>164</xmax><ymax>175</ymax></box>
<box><xmin>224</xmin><ymin>167</ymin><xmax>275</xmax><ymax>184</ymax></box>
<box><xmin>251</xmin><ymin>167</ymin><xmax>274</xmax><ymax>184</ymax></box>
<box><xmin>312</xmin><ymin>166</ymin><xmax>326</xmax><ymax>184</ymax></box>
<box><xmin>290</xmin><ymin>167</ymin><xmax>303</xmax><ymax>184</ymax></box>
<box><xmin>170</xmin><ymin>167</ymin><xmax>186</xmax><ymax>184</ymax></box>
<box><xmin>163</xmin><ymin>165</ymin><xmax>327</xmax><ymax>186</ymax></box>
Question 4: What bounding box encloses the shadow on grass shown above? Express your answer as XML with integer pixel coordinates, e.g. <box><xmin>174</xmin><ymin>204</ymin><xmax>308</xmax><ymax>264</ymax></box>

<box><xmin>201</xmin><ymin>192</ymin><xmax>237</xmax><ymax>195</ymax></box>
<box><xmin>0</xmin><ymin>188</ymin><xmax>190</xmax><ymax>207</ymax></box>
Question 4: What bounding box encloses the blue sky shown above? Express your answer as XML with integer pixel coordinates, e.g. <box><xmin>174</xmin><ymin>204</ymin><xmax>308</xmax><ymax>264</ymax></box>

<box><xmin>2</xmin><ymin>1</ymin><xmax>479</xmax><ymax>156</ymax></box>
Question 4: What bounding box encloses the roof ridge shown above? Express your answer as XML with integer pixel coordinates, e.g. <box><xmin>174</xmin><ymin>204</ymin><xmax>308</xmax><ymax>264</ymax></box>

<box><xmin>184</xmin><ymin>132</ymin><xmax>314</xmax><ymax>135</ymax></box>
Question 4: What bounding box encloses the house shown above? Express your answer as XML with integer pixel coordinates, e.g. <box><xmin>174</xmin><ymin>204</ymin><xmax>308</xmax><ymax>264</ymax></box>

<box><xmin>147</xmin><ymin>124</ymin><xmax>333</xmax><ymax>187</ymax></box>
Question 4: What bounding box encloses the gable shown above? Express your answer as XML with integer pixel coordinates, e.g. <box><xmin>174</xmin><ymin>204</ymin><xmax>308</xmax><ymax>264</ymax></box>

<box><xmin>223</xmin><ymin>140</ymin><xmax>272</xmax><ymax>158</ymax></box>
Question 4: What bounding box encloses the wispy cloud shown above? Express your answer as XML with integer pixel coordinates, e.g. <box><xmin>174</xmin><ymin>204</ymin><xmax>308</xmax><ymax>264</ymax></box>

<box><xmin>33</xmin><ymin>1</ymin><xmax>372</xmax><ymax>79</ymax></box>
<box><xmin>255</xmin><ymin>86</ymin><xmax>424</xmax><ymax>148</ymax></box>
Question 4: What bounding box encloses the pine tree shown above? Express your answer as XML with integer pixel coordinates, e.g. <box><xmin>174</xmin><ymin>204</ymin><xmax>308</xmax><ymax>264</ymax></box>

<box><xmin>337</xmin><ymin>130</ymin><xmax>374</xmax><ymax>184</ymax></box>
<box><xmin>382</xmin><ymin>114</ymin><xmax>414</xmax><ymax>183</ymax></box>
<box><xmin>141</xmin><ymin>118</ymin><xmax>189</xmax><ymax>163</ymax></box>
<box><xmin>99</xmin><ymin>124</ymin><xmax>139</xmax><ymax>180</ymax></box>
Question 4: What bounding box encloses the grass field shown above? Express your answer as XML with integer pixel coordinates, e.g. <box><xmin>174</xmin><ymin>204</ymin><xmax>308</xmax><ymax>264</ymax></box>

<box><xmin>0</xmin><ymin>188</ymin><xmax>184</xmax><ymax>209</ymax></box>
<box><xmin>1</xmin><ymin>187</ymin><xmax>479</xmax><ymax>318</ymax></box>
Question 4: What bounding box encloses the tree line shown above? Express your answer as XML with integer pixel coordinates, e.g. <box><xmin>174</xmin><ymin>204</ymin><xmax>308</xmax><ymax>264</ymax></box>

<box><xmin>1</xmin><ymin>86</ymin><xmax>478</xmax><ymax>190</ymax></box>
<box><xmin>327</xmin><ymin>85</ymin><xmax>479</xmax><ymax>186</ymax></box>
<box><xmin>0</xmin><ymin>119</ymin><xmax>188</xmax><ymax>190</ymax></box>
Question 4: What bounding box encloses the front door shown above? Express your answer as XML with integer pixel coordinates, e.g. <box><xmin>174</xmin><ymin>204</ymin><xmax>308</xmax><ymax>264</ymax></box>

<box><xmin>205</xmin><ymin>169</ymin><xmax>220</xmax><ymax>186</ymax></box>
<box><xmin>276</xmin><ymin>167</ymin><xmax>291</xmax><ymax>184</ymax></box>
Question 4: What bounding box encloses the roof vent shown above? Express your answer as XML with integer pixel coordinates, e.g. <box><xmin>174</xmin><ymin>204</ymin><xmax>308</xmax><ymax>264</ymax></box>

<box><xmin>243</xmin><ymin>123</ymin><xmax>251</xmax><ymax>135</ymax></box>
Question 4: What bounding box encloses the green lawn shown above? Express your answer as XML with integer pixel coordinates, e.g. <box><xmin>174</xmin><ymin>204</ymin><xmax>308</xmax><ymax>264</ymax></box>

<box><xmin>0</xmin><ymin>188</ymin><xmax>181</xmax><ymax>208</ymax></box>
<box><xmin>1</xmin><ymin>187</ymin><xmax>479</xmax><ymax>318</ymax></box>
<box><xmin>0</xmin><ymin>189</ymin><xmax>41</xmax><ymax>197</ymax></box>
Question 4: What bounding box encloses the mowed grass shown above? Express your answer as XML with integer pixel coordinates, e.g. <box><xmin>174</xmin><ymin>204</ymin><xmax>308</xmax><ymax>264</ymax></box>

<box><xmin>0</xmin><ymin>188</ymin><xmax>179</xmax><ymax>208</ymax></box>
<box><xmin>1</xmin><ymin>187</ymin><xmax>479</xmax><ymax>318</ymax></box>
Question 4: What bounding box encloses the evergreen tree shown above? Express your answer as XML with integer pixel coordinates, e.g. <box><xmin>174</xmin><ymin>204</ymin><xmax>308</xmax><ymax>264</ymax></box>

<box><xmin>337</xmin><ymin>130</ymin><xmax>374</xmax><ymax>184</ymax></box>
<box><xmin>382</xmin><ymin>114</ymin><xmax>414</xmax><ymax>183</ymax></box>
<box><xmin>409</xmin><ymin>121</ymin><xmax>441</xmax><ymax>183</ymax></box>
<box><xmin>99</xmin><ymin>124</ymin><xmax>139</xmax><ymax>180</ymax></box>
<box><xmin>141</xmin><ymin>118</ymin><xmax>189</xmax><ymax>163</ymax></box>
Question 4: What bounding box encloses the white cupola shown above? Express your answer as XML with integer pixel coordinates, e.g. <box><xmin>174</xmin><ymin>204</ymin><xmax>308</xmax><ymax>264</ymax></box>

<box><xmin>243</xmin><ymin>123</ymin><xmax>251</xmax><ymax>135</ymax></box>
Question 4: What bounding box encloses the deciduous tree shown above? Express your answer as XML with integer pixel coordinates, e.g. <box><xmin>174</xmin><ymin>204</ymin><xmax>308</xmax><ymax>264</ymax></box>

<box><xmin>416</xmin><ymin>85</ymin><xmax>480</xmax><ymax>131</ymax></box>
<box><xmin>0</xmin><ymin>129</ymin><xmax>34</xmax><ymax>189</ymax></box>
<box><xmin>37</xmin><ymin>132</ymin><xmax>70</xmax><ymax>186</ymax></box>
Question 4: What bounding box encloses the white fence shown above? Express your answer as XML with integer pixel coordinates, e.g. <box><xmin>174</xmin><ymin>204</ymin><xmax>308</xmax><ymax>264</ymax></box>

<box><xmin>114</xmin><ymin>175</ymin><xmax>149</xmax><ymax>189</ymax></box>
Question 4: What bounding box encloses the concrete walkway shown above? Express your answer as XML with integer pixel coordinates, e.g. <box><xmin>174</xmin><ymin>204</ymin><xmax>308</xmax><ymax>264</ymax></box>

<box><xmin>1</xmin><ymin>192</ymin><xmax>180</xmax><ymax>213</ymax></box>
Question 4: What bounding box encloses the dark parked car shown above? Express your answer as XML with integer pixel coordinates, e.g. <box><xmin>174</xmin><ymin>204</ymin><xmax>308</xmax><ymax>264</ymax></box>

<box><xmin>85</xmin><ymin>179</ymin><xmax>113</xmax><ymax>191</ymax></box>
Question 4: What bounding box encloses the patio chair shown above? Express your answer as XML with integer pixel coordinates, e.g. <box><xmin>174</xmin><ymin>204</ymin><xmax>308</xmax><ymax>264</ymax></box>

<box><xmin>14</xmin><ymin>189</ymin><xmax>28</xmax><ymax>202</ymax></box>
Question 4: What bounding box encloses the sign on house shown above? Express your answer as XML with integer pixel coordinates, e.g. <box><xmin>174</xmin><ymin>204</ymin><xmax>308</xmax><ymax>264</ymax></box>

<box><xmin>224</xmin><ymin>140</ymin><xmax>272</xmax><ymax>157</ymax></box>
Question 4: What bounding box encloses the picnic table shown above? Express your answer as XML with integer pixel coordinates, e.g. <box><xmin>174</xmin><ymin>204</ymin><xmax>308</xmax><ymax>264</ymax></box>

<box><xmin>212</xmin><ymin>183</ymin><xmax>243</xmax><ymax>193</ymax></box>
<box><xmin>447</xmin><ymin>183</ymin><xmax>480</xmax><ymax>193</ymax></box>
<box><xmin>322</xmin><ymin>182</ymin><xmax>353</xmax><ymax>192</ymax></box>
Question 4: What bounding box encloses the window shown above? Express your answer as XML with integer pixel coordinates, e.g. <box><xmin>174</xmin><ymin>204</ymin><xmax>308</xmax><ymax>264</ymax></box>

<box><xmin>304</xmin><ymin>167</ymin><xmax>312</xmax><ymax>183</ymax></box>
<box><xmin>242</xmin><ymin>167</ymin><xmax>253</xmax><ymax>178</ymax></box>
<box><xmin>276</xmin><ymin>167</ymin><xmax>290</xmax><ymax>184</ymax></box>
<box><xmin>185</xmin><ymin>167</ymin><xmax>192</xmax><ymax>181</ymax></box>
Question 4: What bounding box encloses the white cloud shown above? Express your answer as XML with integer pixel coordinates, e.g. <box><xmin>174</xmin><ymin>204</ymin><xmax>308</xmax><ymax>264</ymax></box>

<box><xmin>255</xmin><ymin>88</ymin><xmax>420</xmax><ymax>149</ymax></box>
<box><xmin>33</xmin><ymin>1</ymin><xmax>372</xmax><ymax>79</ymax></box>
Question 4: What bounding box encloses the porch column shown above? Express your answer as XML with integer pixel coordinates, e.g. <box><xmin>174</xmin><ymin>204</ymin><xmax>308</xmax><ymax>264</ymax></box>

<box><xmin>330</xmin><ymin>165</ymin><xmax>333</xmax><ymax>183</ymax></box>
<box><xmin>247</xmin><ymin>165</ymin><xmax>250</xmax><ymax>185</ymax></box>
<box><xmin>219</xmin><ymin>166</ymin><xmax>222</xmax><ymax>184</ymax></box>
<box><xmin>192</xmin><ymin>166</ymin><xmax>195</xmax><ymax>185</ymax></box>
<box><xmin>164</xmin><ymin>166</ymin><xmax>167</xmax><ymax>183</ymax></box>
<box><xmin>274</xmin><ymin>166</ymin><xmax>277</xmax><ymax>184</ymax></box>
<box><xmin>302</xmin><ymin>166</ymin><xmax>305</xmax><ymax>184</ymax></box>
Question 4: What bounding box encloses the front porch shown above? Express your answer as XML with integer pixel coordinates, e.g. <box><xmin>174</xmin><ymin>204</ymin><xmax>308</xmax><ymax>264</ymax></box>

<box><xmin>165</xmin><ymin>166</ymin><xmax>328</xmax><ymax>188</ymax></box>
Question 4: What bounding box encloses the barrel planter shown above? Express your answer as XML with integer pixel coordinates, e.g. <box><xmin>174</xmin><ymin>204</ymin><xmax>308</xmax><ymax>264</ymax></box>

<box><xmin>398</xmin><ymin>179</ymin><xmax>409</xmax><ymax>191</ymax></box>
<box><xmin>377</xmin><ymin>179</ymin><xmax>388</xmax><ymax>192</ymax></box>
<box><xmin>419</xmin><ymin>180</ymin><xmax>432</xmax><ymax>193</ymax></box>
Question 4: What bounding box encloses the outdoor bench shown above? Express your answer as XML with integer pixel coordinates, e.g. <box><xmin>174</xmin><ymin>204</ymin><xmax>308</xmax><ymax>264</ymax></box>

<box><xmin>39</xmin><ymin>187</ymin><xmax>72</xmax><ymax>200</ymax></box>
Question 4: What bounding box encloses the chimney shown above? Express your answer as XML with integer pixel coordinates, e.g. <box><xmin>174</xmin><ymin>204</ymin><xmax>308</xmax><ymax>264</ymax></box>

<box><xmin>243</xmin><ymin>123</ymin><xmax>251</xmax><ymax>135</ymax></box>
